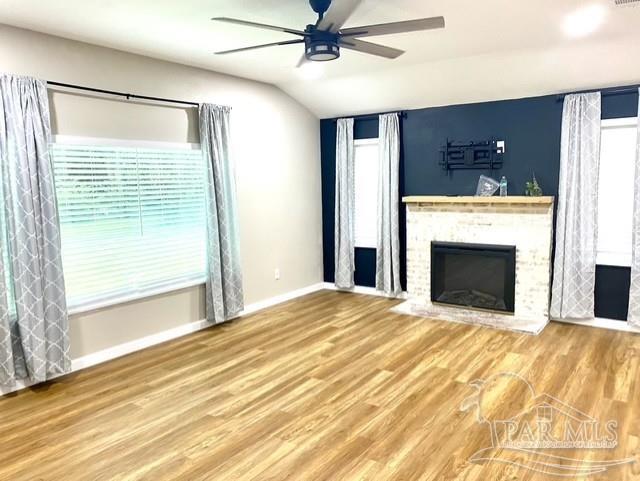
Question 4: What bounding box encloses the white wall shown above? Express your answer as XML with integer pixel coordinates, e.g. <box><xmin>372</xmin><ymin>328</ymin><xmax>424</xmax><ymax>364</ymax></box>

<box><xmin>0</xmin><ymin>24</ymin><xmax>323</xmax><ymax>358</ymax></box>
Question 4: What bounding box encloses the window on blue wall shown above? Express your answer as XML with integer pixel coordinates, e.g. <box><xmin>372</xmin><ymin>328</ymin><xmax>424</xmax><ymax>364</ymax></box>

<box><xmin>51</xmin><ymin>137</ymin><xmax>207</xmax><ymax>311</ymax></box>
<box><xmin>354</xmin><ymin>138</ymin><xmax>379</xmax><ymax>248</ymax></box>
<box><xmin>597</xmin><ymin>118</ymin><xmax>638</xmax><ymax>267</ymax></box>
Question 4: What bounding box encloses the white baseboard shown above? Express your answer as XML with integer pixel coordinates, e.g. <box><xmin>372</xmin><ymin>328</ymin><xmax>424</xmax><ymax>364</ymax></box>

<box><xmin>239</xmin><ymin>283</ymin><xmax>327</xmax><ymax>315</ymax></box>
<box><xmin>1</xmin><ymin>282</ymin><xmax>327</xmax><ymax>396</ymax></box>
<box><xmin>6</xmin><ymin>284</ymin><xmax>636</xmax><ymax>396</ymax></box>
<box><xmin>321</xmin><ymin>282</ymin><xmax>408</xmax><ymax>299</ymax></box>
<box><xmin>74</xmin><ymin>282</ymin><xmax>327</xmax><ymax>372</ymax></box>
<box><xmin>70</xmin><ymin>319</ymin><xmax>212</xmax><ymax>372</ymax></box>
<box><xmin>552</xmin><ymin>316</ymin><xmax>640</xmax><ymax>334</ymax></box>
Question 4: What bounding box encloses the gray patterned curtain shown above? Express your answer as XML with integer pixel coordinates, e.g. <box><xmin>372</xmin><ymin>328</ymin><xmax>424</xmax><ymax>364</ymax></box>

<box><xmin>550</xmin><ymin>92</ymin><xmax>601</xmax><ymax>320</ymax></box>
<box><xmin>0</xmin><ymin>75</ymin><xmax>70</xmax><ymax>385</ymax></box>
<box><xmin>628</xmin><ymin>90</ymin><xmax>640</xmax><ymax>326</ymax></box>
<box><xmin>199</xmin><ymin>104</ymin><xmax>244</xmax><ymax>324</ymax></box>
<box><xmin>375</xmin><ymin>113</ymin><xmax>401</xmax><ymax>296</ymax></box>
<box><xmin>334</xmin><ymin>118</ymin><xmax>355</xmax><ymax>289</ymax></box>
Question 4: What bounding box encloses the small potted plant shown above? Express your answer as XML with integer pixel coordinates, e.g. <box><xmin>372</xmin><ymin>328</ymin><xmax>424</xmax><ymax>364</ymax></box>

<box><xmin>525</xmin><ymin>173</ymin><xmax>543</xmax><ymax>197</ymax></box>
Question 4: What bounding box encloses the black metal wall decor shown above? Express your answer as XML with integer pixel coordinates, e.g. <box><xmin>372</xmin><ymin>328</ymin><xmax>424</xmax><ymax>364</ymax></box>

<box><xmin>439</xmin><ymin>137</ymin><xmax>504</xmax><ymax>172</ymax></box>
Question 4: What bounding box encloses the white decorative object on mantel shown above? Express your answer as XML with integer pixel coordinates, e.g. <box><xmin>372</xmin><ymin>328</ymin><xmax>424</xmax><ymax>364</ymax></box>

<box><xmin>397</xmin><ymin>196</ymin><xmax>555</xmax><ymax>334</ymax></box>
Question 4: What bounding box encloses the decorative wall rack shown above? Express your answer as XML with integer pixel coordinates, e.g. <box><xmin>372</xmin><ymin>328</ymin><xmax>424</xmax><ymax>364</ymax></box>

<box><xmin>439</xmin><ymin>137</ymin><xmax>504</xmax><ymax>172</ymax></box>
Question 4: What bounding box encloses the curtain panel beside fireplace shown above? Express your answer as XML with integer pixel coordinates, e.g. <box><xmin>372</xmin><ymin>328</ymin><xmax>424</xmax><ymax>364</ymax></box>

<box><xmin>550</xmin><ymin>92</ymin><xmax>601</xmax><ymax>320</ymax></box>
<box><xmin>376</xmin><ymin>113</ymin><xmax>401</xmax><ymax>296</ymax></box>
<box><xmin>334</xmin><ymin>118</ymin><xmax>355</xmax><ymax>289</ymax></box>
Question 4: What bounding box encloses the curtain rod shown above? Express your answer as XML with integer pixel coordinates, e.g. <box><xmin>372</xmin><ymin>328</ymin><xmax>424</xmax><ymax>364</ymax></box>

<box><xmin>47</xmin><ymin>81</ymin><xmax>200</xmax><ymax>108</ymax></box>
<box><xmin>332</xmin><ymin>110</ymin><xmax>407</xmax><ymax>122</ymax></box>
<box><xmin>555</xmin><ymin>85</ymin><xmax>639</xmax><ymax>102</ymax></box>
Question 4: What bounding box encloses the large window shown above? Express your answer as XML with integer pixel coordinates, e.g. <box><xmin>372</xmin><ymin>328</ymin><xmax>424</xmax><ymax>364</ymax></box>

<box><xmin>354</xmin><ymin>138</ymin><xmax>379</xmax><ymax>248</ymax></box>
<box><xmin>597</xmin><ymin>118</ymin><xmax>638</xmax><ymax>267</ymax></box>
<box><xmin>51</xmin><ymin>137</ymin><xmax>207</xmax><ymax>311</ymax></box>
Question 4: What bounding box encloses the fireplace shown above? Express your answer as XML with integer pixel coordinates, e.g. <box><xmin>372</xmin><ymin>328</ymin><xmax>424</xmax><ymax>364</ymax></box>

<box><xmin>431</xmin><ymin>241</ymin><xmax>516</xmax><ymax>313</ymax></box>
<box><xmin>401</xmin><ymin>196</ymin><xmax>553</xmax><ymax>333</ymax></box>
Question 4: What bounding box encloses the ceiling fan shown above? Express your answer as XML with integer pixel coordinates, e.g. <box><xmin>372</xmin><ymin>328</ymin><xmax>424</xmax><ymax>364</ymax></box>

<box><xmin>212</xmin><ymin>0</ymin><xmax>445</xmax><ymax>65</ymax></box>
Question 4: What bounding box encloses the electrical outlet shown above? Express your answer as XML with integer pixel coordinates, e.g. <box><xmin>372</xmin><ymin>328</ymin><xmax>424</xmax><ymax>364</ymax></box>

<box><xmin>274</xmin><ymin>268</ymin><xmax>280</xmax><ymax>280</ymax></box>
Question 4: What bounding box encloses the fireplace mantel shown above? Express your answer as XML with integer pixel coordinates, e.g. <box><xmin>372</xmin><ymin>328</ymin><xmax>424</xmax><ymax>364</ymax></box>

<box><xmin>403</xmin><ymin>196</ymin><xmax>554</xmax><ymax>206</ymax></box>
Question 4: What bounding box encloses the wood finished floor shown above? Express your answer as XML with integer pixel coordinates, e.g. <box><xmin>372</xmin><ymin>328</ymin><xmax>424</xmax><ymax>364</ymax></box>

<box><xmin>1</xmin><ymin>290</ymin><xmax>640</xmax><ymax>481</ymax></box>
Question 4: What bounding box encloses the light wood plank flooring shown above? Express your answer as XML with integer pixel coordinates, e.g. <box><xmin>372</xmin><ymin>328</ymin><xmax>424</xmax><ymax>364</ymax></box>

<box><xmin>1</xmin><ymin>290</ymin><xmax>640</xmax><ymax>480</ymax></box>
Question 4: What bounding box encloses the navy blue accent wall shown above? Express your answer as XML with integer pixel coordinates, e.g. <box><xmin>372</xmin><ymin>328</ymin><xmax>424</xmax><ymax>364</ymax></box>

<box><xmin>320</xmin><ymin>88</ymin><xmax>639</xmax><ymax>320</ymax></box>
<box><xmin>595</xmin><ymin>266</ymin><xmax>631</xmax><ymax>320</ymax></box>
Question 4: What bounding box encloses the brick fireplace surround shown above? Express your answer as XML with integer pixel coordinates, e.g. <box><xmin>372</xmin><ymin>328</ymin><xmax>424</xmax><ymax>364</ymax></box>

<box><xmin>396</xmin><ymin>196</ymin><xmax>555</xmax><ymax>334</ymax></box>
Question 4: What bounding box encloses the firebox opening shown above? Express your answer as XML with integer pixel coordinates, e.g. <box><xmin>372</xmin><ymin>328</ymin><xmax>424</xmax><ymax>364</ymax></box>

<box><xmin>431</xmin><ymin>241</ymin><xmax>516</xmax><ymax>313</ymax></box>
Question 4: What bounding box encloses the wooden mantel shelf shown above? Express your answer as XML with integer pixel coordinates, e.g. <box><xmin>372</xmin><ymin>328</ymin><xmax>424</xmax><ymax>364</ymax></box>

<box><xmin>402</xmin><ymin>195</ymin><xmax>554</xmax><ymax>205</ymax></box>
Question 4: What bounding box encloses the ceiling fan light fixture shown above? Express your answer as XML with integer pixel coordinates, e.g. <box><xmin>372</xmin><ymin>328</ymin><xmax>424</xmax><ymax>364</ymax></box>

<box><xmin>305</xmin><ymin>38</ymin><xmax>340</xmax><ymax>61</ymax></box>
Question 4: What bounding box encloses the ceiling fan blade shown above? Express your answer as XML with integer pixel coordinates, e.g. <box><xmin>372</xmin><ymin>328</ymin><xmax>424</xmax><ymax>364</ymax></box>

<box><xmin>316</xmin><ymin>0</ymin><xmax>363</xmax><ymax>33</ymax></box>
<box><xmin>215</xmin><ymin>39</ymin><xmax>304</xmax><ymax>55</ymax></box>
<box><xmin>212</xmin><ymin>17</ymin><xmax>308</xmax><ymax>36</ymax></box>
<box><xmin>339</xmin><ymin>38</ymin><xmax>405</xmax><ymax>59</ymax></box>
<box><xmin>340</xmin><ymin>16</ymin><xmax>445</xmax><ymax>38</ymax></box>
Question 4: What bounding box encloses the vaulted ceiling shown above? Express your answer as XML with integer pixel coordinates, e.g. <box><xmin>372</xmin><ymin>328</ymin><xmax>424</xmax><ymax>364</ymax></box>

<box><xmin>1</xmin><ymin>0</ymin><xmax>639</xmax><ymax>117</ymax></box>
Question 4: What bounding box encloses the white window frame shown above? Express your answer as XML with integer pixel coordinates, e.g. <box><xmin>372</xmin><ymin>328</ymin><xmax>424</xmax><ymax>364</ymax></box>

<box><xmin>53</xmin><ymin>135</ymin><xmax>201</xmax><ymax>151</ymax></box>
<box><xmin>353</xmin><ymin>138</ymin><xmax>379</xmax><ymax>249</ymax></box>
<box><xmin>596</xmin><ymin>117</ymin><xmax>638</xmax><ymax>267</ymax></box>
<box><xmin>51</xmin><ymin>135</ymin><xmax>206</xmax><ymax>315</ymax></box>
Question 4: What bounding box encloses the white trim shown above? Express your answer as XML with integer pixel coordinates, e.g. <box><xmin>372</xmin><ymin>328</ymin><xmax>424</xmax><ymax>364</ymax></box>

<box><xmin>595</xmin><ymin>253</ymin><xmax>632</xmax><ymax>268</ymax></box>
<box><xmin>354</xmin><ymin>137</ymin><xmax>379</xmax><ymax>146</ymax></box>
<box><xmin>0</xmin><ymin>316</ymin><xmax>210</xmax><ymax>396</ymax></box>
<box><xmin>70</xmin><ymin>318</ymin><xmax>210</xmax><ymax>372</ymax></box>
<box><xmin>1</xmin><ymin>282</ymin><xmax>327</xmax><ymax>396</ymax></box>
<box><xmin>52</xmin><ymin>134</ymin><xmax>201</xmax><ymax>151</ymax></box>
<box><xmin>6</xmin><ymin>284</ymin><xmax>637</xmax><ymax>396</ymax></box>
<box><xmin>238</xmin><ymin>283</ymin><xmax>327</xmax><ymax>316</ymax></box>
<box><xmin>322</xmin><ymin>282</ymin><xmax>408</xmax><ymax>299</ymax></box>
<box><xmin>355</xmin><ymin>240</ymin><xmax>377</xmax><ymax>249</ymax></box>
<box><xmin>552</xmin><ymin>316</ymin><xmax>640</xmax><ymax>334</ymax></box>
<box><xmin>601</xmin><ymin>117</ymin><xmax>637</xmax><ymax>129</ymax></box>
<box><xmin>68</xmin><ymin>277</ymin><xmax>207</xmax><ymax>316</ymax></box>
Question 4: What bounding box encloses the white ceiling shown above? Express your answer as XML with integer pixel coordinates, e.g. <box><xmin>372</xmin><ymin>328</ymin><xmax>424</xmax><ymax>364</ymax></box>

<box><xmin>1</xmin><ymin>0</ymin><xmax>639</xmax><ymax>117</ymax></box>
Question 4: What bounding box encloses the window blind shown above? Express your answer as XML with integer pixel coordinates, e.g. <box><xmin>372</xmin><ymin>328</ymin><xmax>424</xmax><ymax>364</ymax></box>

<box><xmin>51</xmin><ymin>141</ymin><xmax>207</xmax><ymax>310</ymax></box>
